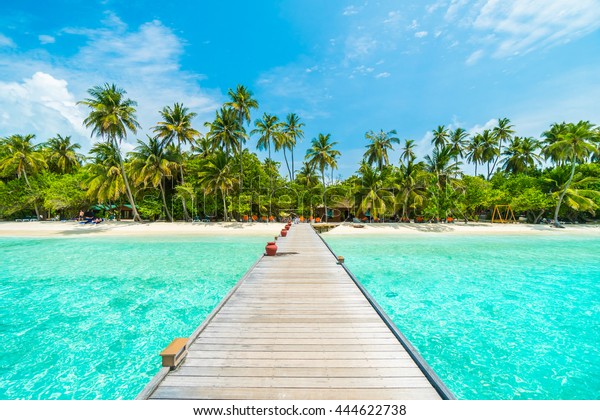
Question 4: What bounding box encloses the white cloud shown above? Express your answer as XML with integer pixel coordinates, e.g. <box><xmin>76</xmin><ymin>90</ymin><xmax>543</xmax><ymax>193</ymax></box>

<box><xmin>408</xmin><ymin>19</ymin><xmax>419</xmax><ymax>30</ymax></box>
<box><xmin>383</xmin><ymin>11</ymin><xmax>401</xmax><ymax>25</ymax></box>
<box><xmin>343</xmin><ymin>6</ymin><xmax>359</xmax><ymax>16</ymax></box>
<box><xmin>344</xmin><ymin>35</ymin><xmax>378</xmax><ymax>61</ymax></box>
<box><xmin>465</xmin><ymin>49</ymin><xmax>484</xmax><ymax>65</ymax></box>
<box><xmin>415</xmin><ymin>31</ymin><xmax>428</xmax><ymax>38</ymax></box>
<box><xmin>0</xmin><ymin>17</ymin><xmax>220</xmax><ymax>150</ymax></box>
<box><xmin>447</xmin><ymin>0</ymin><xmax>600</xmax><ymax>58</ymax></box>
<box><xmin>467</xmin><ymin>118</ymin><xmax>498</xmax><ymax>136</ymax></box>
<box><xmin>38</xmin><ymin>35</ymin><xmax>55</xmax><ymax>44</ymax></box>
<box><xmin>0</xmin><ymin>72</ymin><xmax>87</xmax><ymax>141</ymax></box>
<box><xmin>0</xmin><ymin>33</ymin><xmax>16</xmax><ymax>48</ymax></box>
<box><xmin>375</xmin><ymin>72</ymin><xmax>391</xmax><ymax>79</ymax></box>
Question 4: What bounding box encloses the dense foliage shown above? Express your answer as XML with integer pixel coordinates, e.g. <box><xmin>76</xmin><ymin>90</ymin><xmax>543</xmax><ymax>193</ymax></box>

<box><xmin>1</xmin><ymin>84</ymin><xmax>599</xmax><ymax>226</ymax></box>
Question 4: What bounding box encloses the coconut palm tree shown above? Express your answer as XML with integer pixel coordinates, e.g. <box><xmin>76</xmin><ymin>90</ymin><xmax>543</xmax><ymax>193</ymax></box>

<box><xmin>431</xmin><ymin>125</ymin><xmax>449</xmax><ymax>149</ymax></box>
<box><xmin>542</xmin><ymin>120</ymin><xmax>598</xmax><ymax>227</ymax></box>
<box><xmin>357</xmin><ymin>163</ymin><xmax>393</xmax><ymax>220</ymax></box>
<box><xmin>198</xmin><ymin>151</ymin><xmax>238</xmax><ymax>221</ymax></box>
<box><xmin>43</xmin><ymin>134</ymin><xmax>83</xmax><ymax>174</ymax></box>
<box><xmin>400</xmin><ymin>139</ymin><xmax>416</xmax><ymax>165</ymax></box>
<box><xmin>491</xmin><ymin>117</ymin><xmax>515</xmax><ymax>174</ymax></box>
<box><xmin>129</xmin><ymin>135</ymin><xmax>178</xmax><ymax>222</ymax></box>
<box><xmin>0</xmin><ymin>134</ymin><xmax>46</xmax><ymax>218</ymax></box>
<box><xmin>251</xmin><ymin>113</ymin><xmax>283</xmax><ymax>162</ymax></box>
<box><xmin>206</xmin><ymin>106</ymin><xmax>245</xmax><ymax>156</ymax></box>
<box><xmin>153</xmin><ymin>102</ymin><xmax>200</xmax><ymax>221</ymax></box>
<box><xmin>467</xmin><ymin>133</ymin><xmax>485</xmax><ymax>177</ymax></box>
<box><xmin>480</xmin><ymin>129</ymin><xmax>499</xmax><ymax>180</ymax></box>
<box><xmin>424</xmin><ymin>145</ymin><xmax>462</xmax><ymax>219</ymax></box>
<box><xmin>448</xmin><ymin>128</ymin><xmax>469</xmax><ymax>163</ymax></box>
<box><xmin>282</xmin><ymin>113</ymin><xmax>305</xmax><ymax>181</ymax></box>
<box><xmin>86</xmin><ymin>142</ymin><xmax>125</xmax><ymax>208</ymax></box>
<box><xmin>225</xmin><ymin>85</ymin><xmax>259</xmax><ymax>184</ymax></box>
<box><xmin>395</xmin><ymin>160</ymin><xmax>427</xmax><ymax>220</ymax></box>
<box><xmin>363</xmin><ymin>129</ymin><xmax>400</xmax><ymax>171</ymax></box>
<box><xmin>305</xmin><ymin>133</ymin><xmax>340</xmax><ymax>222</ymax></box>
<box><xmin>501</xmin><ymin>137</ymin><xmax>542</xmax><ymax>174</ymax></box>
<box><xmin>79</xmin><ymin>83</ymin><xmax>142</xmax><ymax>222</ymax></box>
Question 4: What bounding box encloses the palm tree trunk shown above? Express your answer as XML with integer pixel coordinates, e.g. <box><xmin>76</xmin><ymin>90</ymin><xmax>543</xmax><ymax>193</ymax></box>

<box><xmin>159</xmin><ymin>179</ymin><xmax>173</xmax><ymax>222</ymax></box>
<box><xmin>403</xmin><ymin>191</ymin><xmax>409</xmax><ymax>219</ymax></box>
<box><xmin>474</xmin><ymin>162</ymin><xmax>478</xmax><ymax>177</ymax></box>
<box><xmin>222</xmin><ymin>189</ymin><xmax>228</xmax><ymax>221</ymax></box>
<box><xmin>291</xmin><ymin>146</ymin><xmax>295</xmax><ymax>181</ymax></box>
<box><xmin>178</xmin><ymin>142</ymin><xmax>190</xmax><ymax>221</ymax></box>
<box><xmin>322</xmin><ymin>170</ymin><xmax>327</xmax><ymax>222</ymax></box>
<box><xmin>282</xmin><ymin>148</ymin><xmax>292</xmax><ymax>180</ymax></box>
<box><xmin>21</xmin><ymin>168</ymin><xmax>40</xmax><ymax>219</ymax></box>
<box><xmin>117</xmin><ymin>153</ymin><xmax>142</xmax><ymax>222</ymax></box>
<box><xmin>553</xmin><ymin>161</ymin><xmax>576</xmax><ymax>228</ymax></box>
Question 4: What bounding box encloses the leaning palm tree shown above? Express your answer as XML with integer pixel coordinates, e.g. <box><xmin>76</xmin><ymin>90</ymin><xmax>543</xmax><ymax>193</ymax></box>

<box><xmin>542</xmin><ymin>121</ymin><xmax>598</xmax><ymax>227</ymax></box>
<box><xmin>225</xmin><ymin>85</ymin><xmax>259</xmax><ymax>185</ymax></box>
<box><xmin>480</xmin><ymin>129</ymin><xmax>499</xmax><ymax>180</ymax></box>
<box><xmin>305</xmin><ymin>133</ymin><xmax>341</xmax><ymax>222</ymax></box>
<box><xmin>79</xmin><ymin>83</ymin><xmax>142</xmax><ymax>222</ymax></box>
<box><xmin>43</xmin><ymin>134</ymin><xmax>83</xmax><ymax>174</ymax></box>
<box><xmin>198</xmin><ymin>151</ymin><xmax>238</xmax><ymax>221</ymax></box>
<box><xmin>86</xmin><ymin>142</ymin><xmax>126</xmax><ymax>209</ymax></box>
<box><xmin>153</xmin><ymin>103</ymin><xmax>200</xmax><ymax>221</ymax></box>
<box><xmin>206</xmin><ymin>106</ymin><xmax>245</xmax><ymax>156</ymax></box>
<box><xmin>357</xmin><ymin>163</ymin><xmax>393</xmax><ymax>220</ymax></box>
<box><xmin>128</xmin><ymin>135</ymin><xmax>178</xmax><ymax>222</ymax></box>
<box><xmin>466</xmin><ymin>133</ymin><xmax>485</xmax><ymax>177</ymax></box>
<box><xmin>0</xmin><ymin>134</ymin><xmax>46</xmax><ymax>218</ymax></box>
<box><xmin>281</xmin><ymin>113</ymin><xmax>305</xmax><ymax>181</ymax></box>
<box><xmin>363</xmin><ymin>129</ymin><xmax>400</xmax><ymax>171</ymax></box>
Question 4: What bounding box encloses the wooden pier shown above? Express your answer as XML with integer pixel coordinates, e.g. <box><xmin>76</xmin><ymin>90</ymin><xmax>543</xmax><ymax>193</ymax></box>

<box><xmin>138</xmin><ymin>223</ymin><xmax>454</xmax><ymax>400</ymax></box>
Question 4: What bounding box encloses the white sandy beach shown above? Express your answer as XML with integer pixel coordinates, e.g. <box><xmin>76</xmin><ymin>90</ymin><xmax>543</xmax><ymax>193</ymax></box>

<box><xmin>323</xmin><ymin>222</ymin><xmax>600</xmax><ymax>236</ymax></box>
<box><xmin>1</xmin><ymin>220</ymin><xmax>599</xmax><ymax>238</ymax></box>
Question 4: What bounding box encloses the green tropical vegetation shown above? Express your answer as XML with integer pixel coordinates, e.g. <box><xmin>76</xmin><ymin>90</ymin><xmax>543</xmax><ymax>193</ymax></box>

<box><xmin>1</xmin><ymin>83</ymin><xmax>599</xmax><ymax>226</ymax></box>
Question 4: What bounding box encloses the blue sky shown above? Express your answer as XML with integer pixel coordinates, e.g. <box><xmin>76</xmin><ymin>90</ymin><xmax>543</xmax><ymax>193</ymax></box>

<box><xmin>1</xmin><ymin>0</ymin><xmax>599</xmax><ymax>177</ymax></box>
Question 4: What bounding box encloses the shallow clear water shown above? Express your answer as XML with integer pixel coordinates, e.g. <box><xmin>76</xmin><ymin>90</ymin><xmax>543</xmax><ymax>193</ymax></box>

<box><xmin>324</xmin><ymin>233</ymin><xmax>600</xmax><ymax>400</ymax></box>
<box><xmin>0</xmin><ymin>235</ymin><xmax>265</xmax><ymax>400</ymax></box>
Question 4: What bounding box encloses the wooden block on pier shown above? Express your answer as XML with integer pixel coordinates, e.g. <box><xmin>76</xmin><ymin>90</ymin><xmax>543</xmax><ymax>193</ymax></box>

<box><xmin>160</xmin><ymin>338</ymin><xmax>188</xmax><ymax>368</ymax></box>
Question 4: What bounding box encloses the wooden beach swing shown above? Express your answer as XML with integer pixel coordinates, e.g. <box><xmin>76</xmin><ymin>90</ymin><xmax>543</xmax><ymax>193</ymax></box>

<box><xmin>491</xmin><ymin>204</ymin><xmax>516</xmax><ymax>223</ymax></box>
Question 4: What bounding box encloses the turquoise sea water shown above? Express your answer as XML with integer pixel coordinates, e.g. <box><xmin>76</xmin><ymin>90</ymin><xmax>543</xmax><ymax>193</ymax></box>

<box><xmin>324</xmin><ymin>233</ymin><xmax>600</xmax><ymax>400</ymax></box>
<box><xmin>0</xmin><ymin>235</ymin><xmax>265</xmax><ymax>400</ymax></box>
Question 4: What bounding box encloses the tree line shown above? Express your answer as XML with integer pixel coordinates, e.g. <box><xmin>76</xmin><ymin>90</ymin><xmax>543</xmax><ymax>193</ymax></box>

<box><xmin>0</xmin><ymin>83</ymin><xmax>599</xmax><ymax>228</ymax></box>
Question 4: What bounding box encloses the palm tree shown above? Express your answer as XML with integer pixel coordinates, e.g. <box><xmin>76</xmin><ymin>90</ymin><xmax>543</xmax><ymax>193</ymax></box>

<box><xmin>448</xmin><ymin>128</ymin><xmax>469</xmax><ymax>163</ymax></box>
<box><xmin>466</xmin><ymin>133</ymin><xmax>485</xmax><ymax>176</ymax></box>
<box><xmin>305</xmin><ymin>133</ymin><xmax>340</xmax><ymax>222</ymax></box>
<box><xmin>225</xmin><ymin>85</ymin><xmax>259</xmax><ymax>185</ymax></box>
<box><xmin>198</xmin><ymin>151</ymin><xmax>238</xmax><ymax>221</ymax></box>
<box><xmin>281</xmin><ymin>113</ymin><xmax>305</xmax><ymax>181</ymax></box>
<box><xmin>424</xmin><ymin>145</ymin><xmax>462</xmax><ymax>219</ymax></box>
<box><xmin>501</xmin><ymin>137</ymin><xmax>542</xmax><ymax>174</ymax></box>
<box><xmin>357</xmin><ymin>163</ymin><xmax>392</xmax><ymax>220</ymax></box>
<box><xmin>400</xmin><ymin>139</ymin><xmax>417</xmax><ymax>165</ymax></box>
<box><xmin>206</xmin><ymin>106</ymin><xmax>245</xmax><ymax>155</ymax></box>
<box><xmin>129</xmin><ymin>135</ymin><xmax>178</xmax><ymax>222</ymax></box>
<box><xmin>43</xmin><ymin>134</ymin><xmax>83</xmax><ymax>174</ymax></box>
<box><xmin>542</xmin><ymin>121</ymin><xmax>598</xmax><ymax>227</ymax></box>
<box><xmin>0</xmin><ymin>134</ymin><xmax>46</xmax><ymax>218</ymax></box>
<box><xmin>86</xmin><ymin>142</ymin><xmax>126</xmax><ymax>209</ymax></box>
<box><xmin>395</xmin><ymin>160</ymin><xmax>427</xmax><ymax>219</ymax></box>
<box><xmin>363</xmin><ymin>129</ymin><xmax>400</xmax><ymax>170</ymax></box>
<box><xmin>491</xmin><ymin>117</ymin><xmax>515</xmax><ymax>174</ymax></box>
<box><xmin>480</xmin><ymin>129</ymin><xmax>499</xmax><ymax>180</ymax></box>
<box><xmin>251</xmin><ymin>113</ymin><xmax>283</xmax><ymax>162</ymax></box>
<box><xmin>431</xmin><ymin>125</ymin><xmax>449</xmax><ymax>149</ymax></box>
<box><xmin>79</xmin><ymin>83</ymin><xmax>142</xmax><ymax>222</ymax></box>
<box><xmin>153</xmin><ymin>102</ymin><xmax>200</xmax><ymax>221</ymax></box>
<box><xmin>544</xmin><ymin>169</ymin><xmax>600</xmax><ymax>221</ymax></box>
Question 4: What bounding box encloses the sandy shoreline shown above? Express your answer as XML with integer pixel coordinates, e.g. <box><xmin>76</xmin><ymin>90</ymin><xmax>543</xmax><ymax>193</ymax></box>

<box><xmin>0</xmin><ymin>221</ymin><xmax>286</xmax><ymax>238</ymax></box>
<box><xmin>1</xmin><ymin>220</ymin><xmax>599</xmax><ymax>238</ymax></box>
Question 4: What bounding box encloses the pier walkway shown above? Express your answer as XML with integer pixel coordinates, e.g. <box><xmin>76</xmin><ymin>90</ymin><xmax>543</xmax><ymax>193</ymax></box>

<box><xmin>138</xmin><ymin>223</ymin><xmax>453</xmax><ymax>400</ymax></box>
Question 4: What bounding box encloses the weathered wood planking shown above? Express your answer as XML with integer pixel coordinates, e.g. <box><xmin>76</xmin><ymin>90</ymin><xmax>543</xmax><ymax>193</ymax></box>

<box><xmin>139</xmin><ymin>223</ymin><xmax>453</xmax><ymax>400</ymax></box>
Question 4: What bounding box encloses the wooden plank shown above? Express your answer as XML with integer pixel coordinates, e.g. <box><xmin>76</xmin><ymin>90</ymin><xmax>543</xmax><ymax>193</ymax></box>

<box><xmin>171</xmin><ymin>366</ymin><xmax>425</xmax><ymax>378</ymax></box>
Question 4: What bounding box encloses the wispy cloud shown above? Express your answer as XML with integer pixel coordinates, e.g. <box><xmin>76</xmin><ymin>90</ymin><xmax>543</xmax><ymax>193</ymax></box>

<box><xmin>375</xmin><ymin>72</ymin><xmax>391</xmax><ymax>79</ymax></box>
<box><xmin>415</xmin><ymin>31</ymin><xmax>428</xmax><ymax>38</ymax></box>
<box><xmin>38</xmin><ymin>34</ymin><xmax>55</xmax><ymax>44</ymax></box>
<box><xmin>0</xmin><ymin>33</ymin><xmax>16</xmax><ymax>48</ymax></box>
<box><xmin>447</xmin><ymin>0</ymin><xmax>600</xmax><ymax>58</ymax></box>
<box><xmin>343</xmin><ymin>5</ymin><xmax>360</xmax><ymax>16</ymax></box>
<box><xmin>465</xmin><ymin>49</ymin><xmax>484</xmax><ymax>65</ymax></box>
